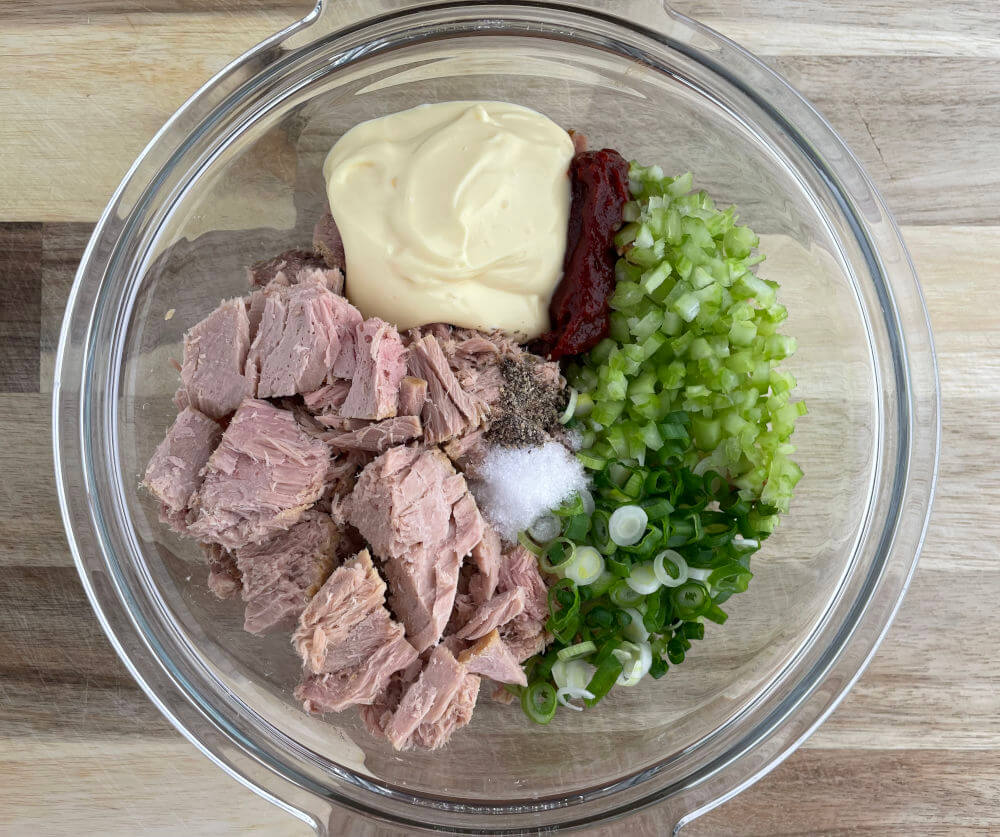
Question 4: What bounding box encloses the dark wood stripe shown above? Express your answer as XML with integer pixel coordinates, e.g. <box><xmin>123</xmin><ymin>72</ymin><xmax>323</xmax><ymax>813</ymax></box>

<box><xmin>0</xmin><ymin>223</ymin><xmax>42</xmax><ymax>393</ymax></box>
<box><xmin>40</xmin><ymin>223</ymin><xmax>93</xmax><ymax>394</ymax></box>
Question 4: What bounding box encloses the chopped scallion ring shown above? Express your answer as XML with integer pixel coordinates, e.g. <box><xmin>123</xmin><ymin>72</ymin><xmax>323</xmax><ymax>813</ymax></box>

<box><xmin>559</xmin><ymin>388</ymin><xmax>579</xmax><ymax>425</ymax></box>
<box><xmin>528</xmin><ymin>513</ymin><xmax>561</xmax><ymax>544</ymax></box>
<box><xmin>562</xmin><ymin>545</ymin><xmax>605</xmax><ymax>585</ymax></box>
<box><xmin>556</xmin><ymin>686</ymin><xmax>595</xmax><ymax>710</ymax></box>
<box><xmin>653</xmin><ymin>550</ymin><xmax>689</xmax><ymax>588</ymax></box>
<box><xmin>557</xmin><ymin>641</ymin><xmax>597</xmax><ymax>661</ymax></box>
<box><xmin>625</xmin><ymin>561</ymin><xmax>660</xmax><ymax>594</ymax></box>
<box><xmin>608</xmin><ymin>504</ymin><xmax>648</xmax><ymax>546</ymax></box>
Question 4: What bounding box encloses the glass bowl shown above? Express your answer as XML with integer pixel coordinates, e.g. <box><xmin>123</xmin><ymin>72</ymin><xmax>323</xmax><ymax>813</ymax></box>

<box><xmin>53</xmin><ymin>1</ymin><xmax>939</xmax><ymax>833</ymax></box>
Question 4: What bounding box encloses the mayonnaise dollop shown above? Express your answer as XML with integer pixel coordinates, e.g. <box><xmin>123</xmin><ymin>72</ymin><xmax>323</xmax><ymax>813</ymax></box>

<box><xmin>323</xmin><ymin>101</ymin><xmax>574</xmax><ymax>338</ymax></box>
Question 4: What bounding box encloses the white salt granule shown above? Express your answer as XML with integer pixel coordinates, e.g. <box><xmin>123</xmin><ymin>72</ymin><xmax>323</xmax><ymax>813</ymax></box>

<box><xmin>472</xmin><ymin>441</ymin><xmax>589</xmax><ymax>541</ymax></box>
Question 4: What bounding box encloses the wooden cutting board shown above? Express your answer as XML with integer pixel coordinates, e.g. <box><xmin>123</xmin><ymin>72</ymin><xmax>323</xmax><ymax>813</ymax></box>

<box><xmin>2</xmin><ymin>1</ymin><xmax>998</xmax><ymax>834</ymax></box>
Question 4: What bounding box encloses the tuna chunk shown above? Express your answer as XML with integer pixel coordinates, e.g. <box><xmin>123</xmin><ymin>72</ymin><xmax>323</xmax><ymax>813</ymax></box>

<box><xmin>348</xmin><ymin>447</ymin><xmax>484</xmax><ymax>651</ymax></box>
<box><xmin>293</xmin><ymin>550</ymin><xmax>417</xmax><ymax>713</ymax></box>
<box><xmin>407</xmin><ymin>335</ymin><xmax>489</xmax><ymax>444</ymax></box>
<box><xmin>341</xmin><ymin>319</ymin><xmax>407</xmax><ymax>420</ymax></box>
<box><xmin>455</xmin><ymin>588</ymin><xmax>526</xmax><ymax>640</ymax></box>
<box><xmin>457</xmin><ymin>629</ymin><xmax>526</xmax><ymax>686</ymax></box>
<box><xmin>442</xmin><ymin>428</ymin><xmax>490</xmax><ymax>479</ymax></box>
<box><xmin>468</xmin><ymin>525</ymin><xmax>501</xmax><ymax>603</ymax></box>
<box><xmin>204</xmin><ymin>544</ymin><xmax>242</xmax><ymax>600</ymax></box>
<box><xmin>411</xmin><ymin>672</ymin><xmax>480</xmax><ymax>750</ymax></box>
<box><xmin>248</xmin><ymin>249</ymin><xmax>329</xmax><ymax>288</ymax></box>
<box><xmin>188</xmin><ymin>399</ymin><xmax>329</xmax><ymax>549</ymax></box>
<box><xmin>359</xmin><ymin>659</ymin><xmax>422</xmax><ymax>740</ymax></box>
<box><xmin>246</xmin><ymin>279</ymin><xmax>358</xmax><ymax>398</ymax></box>
<box><xmin>302</xmin><ymin>380</ymin><xmax>351</xmax><ymax>413</ymax></box>
<box><xmin>499</xmin><ymin>544</ymin><xmax>549</xmax><ymax>622</ymax></box>
<box><xmin>142</xmin><ymin>407</ymin><xmax>221</xmax><ymax>517</ymax></box>
<box><xmin>384</xmin><ymin>645</ymin><xmax>467</xmax><ymax>750</ymax></box>
<box><xmin>325</xmin><ymin>415</ymin><xmax>422</xmax><ymax>454</ymax></box>
<box><xmin>398</xmin><ymin>376</ymin><xmax>428</xmax><ymax>416</ymax></box>
<box><xmin>234</xmin><ymin>511</ymin><xmax>338</xmax><ymax>634</ymax></box>
<box><xmin>500</xmin><ymin>615</ymin><xmax>550</xmax><ymax>663</ymax></box>
<box><xmin>313</xmin><ymin>212</ymin><xmax>346</xmax><ymax>273</ymax></box>
<box><xmin>177</xmin><ymin>298</ymin><xmax>252</xmax><ymax>420</ymax></box>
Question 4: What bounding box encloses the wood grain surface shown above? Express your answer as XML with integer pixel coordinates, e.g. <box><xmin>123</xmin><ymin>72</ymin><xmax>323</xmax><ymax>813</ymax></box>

<box><xmin>1</xmin><ymin>1</ymin><xmax>997</xmax><ymax>835</ymax></box>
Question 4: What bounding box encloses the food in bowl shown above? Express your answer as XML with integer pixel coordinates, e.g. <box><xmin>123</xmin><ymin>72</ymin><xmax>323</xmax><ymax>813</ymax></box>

<box><xmin>141</xmin><ymin>101</ymin><xmax>803</xmax><ymax>750</ymax></box>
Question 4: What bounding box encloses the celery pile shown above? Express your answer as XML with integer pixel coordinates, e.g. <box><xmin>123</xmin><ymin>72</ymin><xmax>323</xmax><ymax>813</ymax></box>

<box><xmin>518</xmin><ymin>164</ymin><xmax>805</xmax><ymax>722</ymax></box>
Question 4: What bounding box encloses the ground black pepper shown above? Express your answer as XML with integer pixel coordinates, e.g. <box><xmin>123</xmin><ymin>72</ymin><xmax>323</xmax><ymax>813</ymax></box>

<box><xmin>488</xmin><ymin>356</ymin><xmax>568</xmax><ymax>447</ymax></box>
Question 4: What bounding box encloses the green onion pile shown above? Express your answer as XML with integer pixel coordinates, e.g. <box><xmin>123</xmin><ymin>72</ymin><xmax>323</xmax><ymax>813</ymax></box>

<box><xmin>516</xmin><ymin>163</ymin><xmax>805</xmax><ymax>722</ymax></box>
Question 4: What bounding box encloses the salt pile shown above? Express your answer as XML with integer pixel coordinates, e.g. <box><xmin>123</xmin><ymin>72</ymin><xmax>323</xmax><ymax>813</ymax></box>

<box><xmin>472</xmin><ymin>442</ymin><xmax>589</xmax><ymax>541</ymax></box>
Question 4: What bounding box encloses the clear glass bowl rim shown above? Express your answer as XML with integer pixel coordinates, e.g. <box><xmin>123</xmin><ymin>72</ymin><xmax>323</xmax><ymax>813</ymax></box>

<box><xmin>53</xmin><ymin>1</ymin><xmax>941</xmax><ymax>833</ymax></box>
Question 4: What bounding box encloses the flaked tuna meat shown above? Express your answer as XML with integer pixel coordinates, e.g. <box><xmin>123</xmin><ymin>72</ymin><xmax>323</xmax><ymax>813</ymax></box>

<box><xmin>234</xmin><ymin>511</ymin><xmax>338</xmax><ymax>634</ymax></box>
<box><xmin>408</xmin><ymin>335</ymin><xmax>489</xmax><ymax>444</ymax></box>
<box><xmin>246</xmin><ymin>279</ymin><xmax>358</xmax><ymax>398</ymax></box>
<box><xmin>499</xmin><ymin>543</ymin><xmax>549</xmax><ymax>622</ymax></box>
<box><xmin>455</xmin><ymin>588</ymin><xmax>526</xmax><ymax>640</ymax></box>
<box><xmin>314</xmin><ymin>413</ymin><xmax>369</xmax><ymax>432</ymax></box>
<box><xmin>316</xmin><ymin>454</ymin><xmax>359</xmax><ymax>514</ymax></box>
<box><xmin>457</xmin><ymin>629</ymin><xmax>526</xmax><ymax>686</ymax></box>
<box><xmin>500</xmin><ymin>615</ymin><xmax>550</xmax><ymax>663</ymax></box>
<box><xmin>442</xmin><ymin>428</ymin><xmax>490</xmax><ymax>479</ymax></box>
<box><xmin>384</xmin><ymin>645</ymin><xmax>467</xmax><ymax>750</ymax></box>
<box><xmin>568</xmin><ymin>129</ymin><xmax>588</xmax><ymax>155</ymax></box>
<box><xmin>313</xmin><ymin>212</ymin><xmax>346</xmax><ymax>274</ymax></box>
<box><xmin>188</xmin><ymin>398</ymin><xmax>329</xmax><ymax>549</ymax></box>
<box><xmin>398</xmin><ymin>376</ymin><xmax>428</xmax><ymax>416</ymax></box>
<box><xmin>302</xmin><ymin>380</ymin><xmax>351</xmax><ymax>413</ymax></box>
<box><xmin>468</xmin><ymin>525</ymin><xmax>502</xmax><ymax>603</ymax></box>
<box><xmin>248</xmin><ymin>249</ymin><xmax>327</xmax><ymax>288</ymax></box>
<box><xmin>247</xmin><ymin>249</ymin><xmax>343</xmax><ymax>296</ymax></box>
<box><xmin>294</xmin><ymin>550</ymin><xmax>417</xmax><ymax>713</ymax></box>
<box><xmin>359</xmin><ymin>659</ymin><xmax>422</xmax><ymax>740</ymax></box>
<box><xmin>325</xmin><ymin>415</ymin><xmax>422</xmax><ymax>454</ymax></box>
<box><xmin>204</xmin><ymin>544</ymin><xmax>242</xmax><ymax>600</ymax></box>
<box><xmin>411</xmin><ymin>672</ymin><xmax>480</xmax><ymax>751</ymax></box>
<box><xmin>445</xmin><ymin>591</ymin><xmax>477</xmax><ymax>637</ymax></box>
<box><xmin>142</xmin><ymin>407</ymin><xmax>222</xmax><ymax>517</ymax></box>
<box><xmin>348</xmin><ymin>447</ymin><xmax>484</xmax><ymax>651</ymax></box>
<box><xmin>176</xmin><ymin>298</ymin><xmax>252</xmax><ymax>420</ymax></box>
<box><xmin>341</xmin><ymin>318</ymin><xmax>407</xmax><ymax>420</ymax></box>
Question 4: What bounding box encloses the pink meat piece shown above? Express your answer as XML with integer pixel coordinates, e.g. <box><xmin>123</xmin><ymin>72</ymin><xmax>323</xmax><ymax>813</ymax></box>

<box><xmin>313</xmin><ymin>212</ymin><xmax>346</xmax><ymax>274</ymax></box>
<box><xmin>315</xmin><ymin>454</ymin><xmax>359</xmax><ymax>514</ymax></box>
<box><xmin>176</xmin><ymin>298</ymin><xmax>253</xmax><ymax>420</ymax></box>
<box><xmin>246</xmin><ymin>278</ymin><xmax>356</xmax><ymax>398</ymax></box>
<box><xmin>302</xmin><ymin>380</ymin><xmax>351</xmax><ymax>413</ymax></box>
<box><xmin>359</xmin><ymin>658</ymin><xmax>422</xmax><ymax>740</ymax></box>
<box><xmin>142</xmin><ymin>407</ymin><xmax>222</xmax><ymax>516</ymax></box>
<box><xmin>457</xmin><ymin>629</ymin><xmax>526</xmax><ymax>686</ymax></box>
<box><xmin>499</xmin><ymin>544</ymin><xmax>550</xmax><ymax>622</ymax></box>
<box><xmin>325</xmin><ymin>415</ymin><xmax>422</xmax><ymax>454</ymax></box>
<box><xmin>455</xmin><ymin>588</ymin><xmax>526</xmax><ymax>640</ymax></box>
<box><xmin>407</xmin><ymin>335</ymin><xmax>489</xmax><ymax>444</ymax></box>
<box><xmin>398</xmin><ymin>376</ymin><xmax>428</xmax><ymax>417</ymax></box>
<box><xmin>340</xmin><ymin>318</ymin><xmax>407</xmax><ymax>420</ymax></box>
<box><xmin>445</xmin><ymin>591</ymin><xmax>477</xmax><ymax>637</ymax></box>
<box><xmin>315</xmin><ymin>413</ymin><xmax>369</xmax><ymax>432</ymax></box>
<box><xmin>234</xmin><ymin>511</ymin><xmax>338</xmax><ymax>634</ymax></box>
<box><xmin>442</xmin><ymin>428</ymin><xmax>490</xmax><ymax>479</ymax></box>
<box><xmin>569</xmin><ymin>129</ymin><xmax>588</xmax><ymax>154</ymax></box>
<box><xmin>384</xmin><ymin>645</ymin><xmax>468</xmax><ymax>750</ymax></box>
<box><xmin>499</xmin><ymin>615</ymin><xmax>550</xmax><ymax>663</ymax></box>
<box><xmin>468</xmin><ymin>526</ymin><xmax>502</xmax><ymax>604</ymax></box>
<box><xmin>491</xmin><ymin>684</ymin><xmax>517</xmax><ymax>705</ymax></box>
<box><xmin>247</xmin><ymin>249</ymin><xmax>330</xmax><ymax>289</ymax></box>
<box><xmin>293</xmin><ymin>550</ymin><xmax>417</xmax><ymax>713</ymax></box>
<box><xmin>411</xmin><ymin>672</ymin><xmax>480</xmax><ymax>751</ymax></box>
<box><xmin>188</xmin><ymin>399</ymin><xmax>329</xmax><ymax>549</ymax></box>
<box><xmin>204</xmin><ymin>544</ymin><xmax>242</xmax><ymax>600</ymax></box>
<box><xmin>348</xmin><ymin>447</ymin><xmax>484</xmax><ymax>651</ymax></box>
